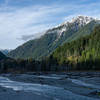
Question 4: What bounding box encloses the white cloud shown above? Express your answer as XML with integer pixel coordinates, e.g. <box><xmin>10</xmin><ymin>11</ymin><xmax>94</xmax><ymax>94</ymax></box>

<box><xmin>0</xmin><ymin>5</ymin><xmax>65</xmax><ymax>49</ymax></box>
<box><xmin>0</xmin><ymin>1</ymin><xmax>100</xmax><ymax>49</ymax></box>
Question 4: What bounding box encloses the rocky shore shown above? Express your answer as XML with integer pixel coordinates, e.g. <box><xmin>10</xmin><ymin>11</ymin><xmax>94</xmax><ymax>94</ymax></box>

<box><xmin>0</xmin><ymin>72</ymin><xmax>100</xmax><ymax>100</ymax></box>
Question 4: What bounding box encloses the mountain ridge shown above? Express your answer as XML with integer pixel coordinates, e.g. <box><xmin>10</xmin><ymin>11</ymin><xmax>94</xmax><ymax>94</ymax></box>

<box><xmin>0</xmin><ymin>51</ymin><xmax>7</xmax><ymax>60</ymax></box>
<box><xmin>51</xmin><ymin>25</ymin><xmax>100</xmax><ymax>70</ymax></box>
<box><xmin>0</xmin><ymin>49</ymin><xmax>11</xmax><ymax>55</ymax></box>
<box><xmin>8</xmin><ymin>15</ymin><xmax>100</xmax><ymax>59</ymax></box>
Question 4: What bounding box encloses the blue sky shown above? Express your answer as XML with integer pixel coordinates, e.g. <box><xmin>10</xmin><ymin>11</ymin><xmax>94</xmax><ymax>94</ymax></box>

<box><xmin>0</xmin><ymin>0</ymin><xmax>100</xmax><ymax>49</ymax></box>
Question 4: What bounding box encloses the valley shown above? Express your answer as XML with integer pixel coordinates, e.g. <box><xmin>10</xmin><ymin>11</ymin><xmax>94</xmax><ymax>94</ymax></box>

<box><xmin>0</xmin><ymin>0</ymin><xmax>100</xmax><ymax>100</ymax></box>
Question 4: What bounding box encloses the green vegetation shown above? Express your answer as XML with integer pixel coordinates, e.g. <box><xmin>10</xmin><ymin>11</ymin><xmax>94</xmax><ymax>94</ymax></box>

<box><xmin>97</xmin><ymin>92</ymin><xmax>100</xmax><ymax>96</ymax></box>
<box><xmin>0</xmin><ymin>58</ymin><xmax>41</xmax><ymax>73</ymax></box>
<box><xmin>51</xmin><ymin>25</ymin><xmax>100</xmax><ymax>70</ymax></box>
<box><xmin>8</xmin><ymin>20</ymin><xmax>98</xmax><ymax>59</ymax></box>
<box><xmin>0</xmin><ymin>25</ymin><xmax>100</xmax><ymax>73</ymax></box>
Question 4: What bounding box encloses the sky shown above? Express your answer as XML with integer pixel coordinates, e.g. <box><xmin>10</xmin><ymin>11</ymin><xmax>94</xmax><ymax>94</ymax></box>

<box><xmin>0</xmin><ymin>0</ymin><xmax>100</xmax><ymax>49</ymax></box>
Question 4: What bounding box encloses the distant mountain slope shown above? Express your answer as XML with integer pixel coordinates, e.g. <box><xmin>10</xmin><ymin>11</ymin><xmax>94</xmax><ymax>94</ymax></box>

<box><xmin>0</xmin><ymin>51</ymin><xmax>6</xmax><ymax>60</ymax></box>
<box><xmin>0</xmin><ymin>49</ymin><xmax>11</xmax><ymax>55</ymax></box>
<box><xmin>51</xmin><ymin>25</ymin><xmax>100</xmax><ymax>70</ymax></box>
<box><xmin>8</xmin><ymin>16</ymin><xmax>99</xmax><ymax>59</ymax></box>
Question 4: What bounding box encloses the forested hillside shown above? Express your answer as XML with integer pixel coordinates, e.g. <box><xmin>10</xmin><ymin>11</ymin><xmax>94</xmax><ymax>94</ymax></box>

<box><xmin>51</xmin><ymin>25</ymin><xmax>100</xmax><ymax>70</ymax></box>
<box><xmin>0</xmin><ymin>26</ymin><xmax>100</xmax><ymax>73</ymax></box>
<box><xmin>8</xmin><ymin>16</ymin><xmax>99</xmax><ymax>59</ymax></box>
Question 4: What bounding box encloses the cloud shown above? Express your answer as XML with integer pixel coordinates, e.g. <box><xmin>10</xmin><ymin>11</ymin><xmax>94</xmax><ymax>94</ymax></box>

<box><xmin>0</xmin><ymin>0</ymin><xmax>100</xmax><ymax>49</ymax></box>
<box><xmin>18</xmin><ymin>32</ymin><xmax>44</xmax><ymax>41</ymax></box>
<box><xmin>0</xmin><ymin>5</ymin><xmax>64</xmax><ymax>49</ymax></box>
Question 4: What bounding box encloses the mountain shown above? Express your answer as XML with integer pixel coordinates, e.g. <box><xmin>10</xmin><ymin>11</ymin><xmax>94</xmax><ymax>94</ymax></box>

<box><xmin>51</xmin><ymin>25</ymin><xmax>100</xmax><ymax>70</ymax></box>
<box><xmin>0</xmin><ymin>51</ymin><xmax>7</xmax><ymax>60</ymax></box>
<box><xmin>8</xmin><ymin>16</ymin><xmax>99</xmax><ymax>59</ymax></box>
<box><xmin>0</xmin><ymin>49</ymin><xmax>11</xmax><ymax>55</ymax></box>
<box><xmin>1</xmin><ymin>26</ymin><xmax>100</xmax><ymax>73</ymax></box>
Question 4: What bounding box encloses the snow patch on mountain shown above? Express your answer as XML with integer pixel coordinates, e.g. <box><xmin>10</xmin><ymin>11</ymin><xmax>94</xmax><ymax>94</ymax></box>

<box><xmin>46</xmin><ymin>15</ymin><xmax>95</xmax><ymax>41</ymax></box>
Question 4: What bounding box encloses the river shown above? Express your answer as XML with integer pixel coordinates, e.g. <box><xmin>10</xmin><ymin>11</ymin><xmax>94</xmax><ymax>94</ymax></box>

<box><xmin>0</xmin><ymin>72</ymin><xmax>100</xmax><ymax>100</ymax></box>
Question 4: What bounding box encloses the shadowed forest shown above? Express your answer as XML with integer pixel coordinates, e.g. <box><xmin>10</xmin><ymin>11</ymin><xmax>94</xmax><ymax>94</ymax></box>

<box><xmin>0</xmin><ymin>26</ymin><xmax>100</xmax><ymax>73</ymax></box>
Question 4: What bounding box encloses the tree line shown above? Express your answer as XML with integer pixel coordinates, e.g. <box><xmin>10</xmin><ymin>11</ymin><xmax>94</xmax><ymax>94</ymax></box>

<box><xmin>0</xmin><ymin>25</ymin><xmax>100</xmax><ymax>73</ymax></box>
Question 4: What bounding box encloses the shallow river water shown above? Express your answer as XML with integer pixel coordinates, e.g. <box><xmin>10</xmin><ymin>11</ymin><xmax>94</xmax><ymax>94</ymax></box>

<box><xmin>0</xmin><ymin>73</ymin><xmax>100</xmax><ymax>100</ymax></box>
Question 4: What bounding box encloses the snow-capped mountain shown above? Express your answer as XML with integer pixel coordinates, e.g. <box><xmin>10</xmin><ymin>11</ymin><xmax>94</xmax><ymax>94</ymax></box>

<box><xmin>68</xmin><ymin>15</ymin><xmax>94</xmax><ymax>24</ymax></box>
<box><xmin>8</xmin><ymin>15</ymin><xmax>99</xmax><ymax>59</ymax></box>
<box><xmin>46</xmin><ymin>15</ymin><xmax>95</xmax><ymax>36</ymax></box>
